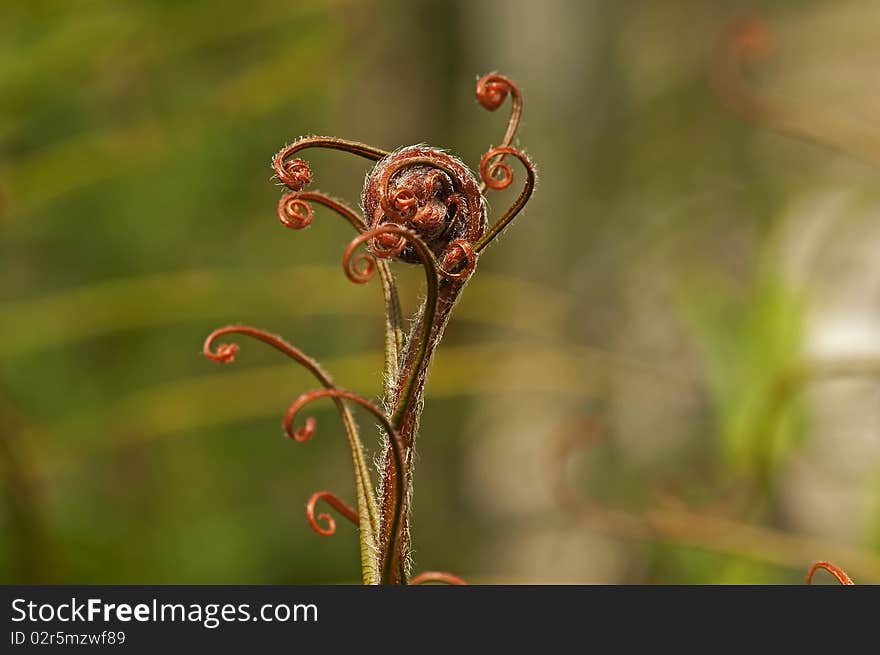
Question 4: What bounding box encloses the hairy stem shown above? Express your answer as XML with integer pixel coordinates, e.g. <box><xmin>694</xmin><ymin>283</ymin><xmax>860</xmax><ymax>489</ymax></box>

<box><xmin>378</xmin><ymin>278</ymin><xmax>469</xmax><ymax>583</ymax></box>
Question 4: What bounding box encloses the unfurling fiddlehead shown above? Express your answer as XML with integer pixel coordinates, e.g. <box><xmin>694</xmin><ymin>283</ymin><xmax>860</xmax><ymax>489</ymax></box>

<box><xmin>306</xmin><ymin>491</ymin><xmax>358</xmax><ymax>537</ymax></box>
<box><xmin>362</xmin><ymin>146</ymin><xmax>487</xmax><ymax>266</ymax></box>
<box><xmin>206</xmin><ymin>71</ymin><xmax>535</xmax><ymax>584</ymax></box>
<box><xmin>358</xmin><ymin>148</ymin><xmax>490</xmax><ymax>581</ymax></box>
<box><xmin>806</xmin><ymin>561</ymin><xmax>854</xmax><ymax>586</ymax></box>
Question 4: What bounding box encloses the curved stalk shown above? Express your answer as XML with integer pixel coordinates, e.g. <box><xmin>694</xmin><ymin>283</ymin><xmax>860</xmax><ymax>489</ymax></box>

<box><xmin>203</xmin><ymin>326</ymin><xmax>381</xmax><ymax>583</ymax></box>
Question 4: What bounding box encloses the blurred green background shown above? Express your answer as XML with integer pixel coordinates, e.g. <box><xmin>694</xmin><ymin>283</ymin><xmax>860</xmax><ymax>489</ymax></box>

<box><xmin>3</xmin><ymin>0</ymin><xmax>880</xmax><ymax>584</ymax></box>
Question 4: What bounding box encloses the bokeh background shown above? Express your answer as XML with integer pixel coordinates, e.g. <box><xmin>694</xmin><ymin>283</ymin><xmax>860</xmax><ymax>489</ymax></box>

<box><xmin>3</xmin><ymin>0</ymin><xmax>880</xmax><ymax>584</ymax></box>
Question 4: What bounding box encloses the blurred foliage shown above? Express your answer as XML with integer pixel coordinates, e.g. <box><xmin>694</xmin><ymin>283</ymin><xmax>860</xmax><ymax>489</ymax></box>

<box><xmin>677</xmin><ymin>258</ymin><xmax>805</xmax><ymax>482</ymax></box>
<box><xmin>2</xmin><ymin>0</ymin><xmax>880</xmax><ymax>584</ymax></box>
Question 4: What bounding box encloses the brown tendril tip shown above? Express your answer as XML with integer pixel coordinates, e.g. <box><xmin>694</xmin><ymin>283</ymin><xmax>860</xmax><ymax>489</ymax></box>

<box><xmin>204</xmin><ymin>341</ymin><xmax>239</xmax><ymax>364</ymax></box>
<box><xmin>277</xmin><ymin>194</ymin><xmax>314</xmax><ymax>229</ymax></box>
<box><xmin>276</xmin><ymin>158</ymin><xmax>312</xmax><ymax>191</ymax></box>
<box><xmin>409</xmin><ymin>571</ymin><xmax>467</xmax><ymax>586</ymax></box>
<box><xmin>290</xmin><ymin>416</ymin><xmax>317</xmax><ymax>443</ymax></box>
<box><xmin>203</xmin><ymin>326</ymin><xmax>325</xmax><ymax>376</ymax></box>
<box><xmin>273</xmin><ymin>136</ymin><xmax>390</xmax><ymax>191</ymax></box>
<box><xmin>476</xmin><ymin>77</ymin><xmax>508</xmax><ymax>111</ymax></box>
<box><xmin>474</xmin><ymin>146</ymin><xmax>536</xmax><ymax>253</ymax></box>
<box><xmin>342</xmin><ymin>238</ymin><xmax>379</xmax><ymax>285</ymax></box>
<box><xmin>277</xmin><ymin>191</ymin><xmax>367</xmax><ymax>233</ymax></box>
<box><xmin>476</xmin><ymin>73</ymin><xmax>522</xmax><ymax>149</ymax></box>
<box><xmin>306</xmin><ymin>491</ymin><xmax>358</xmax><ymax>537</ymax></box>
<box><xmin>806</xmin><ymin>561</ymin><xmax>854</xmax><ymax>586</ymax></box>
<box><xmin>479</xmin><ymin>148</ymin><xmax>514</xmax><ymax>191</ymax></box>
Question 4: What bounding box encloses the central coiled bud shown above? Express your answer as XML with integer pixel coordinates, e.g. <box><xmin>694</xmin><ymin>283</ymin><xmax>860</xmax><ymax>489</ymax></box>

<box><xmin>362</xmin><ymin>146</ymin><xmax>486</xmax><ymax>272</ymax></box>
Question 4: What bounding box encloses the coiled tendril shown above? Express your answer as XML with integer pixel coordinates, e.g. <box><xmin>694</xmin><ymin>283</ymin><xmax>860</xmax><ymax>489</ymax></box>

<box><xmin>284</xmin><ymin>388</ymin><xmax>408</xmax><ymax>584</ymax></box>
<box><xmin>273</xmin><ymin>136</ymin><xmax>389</xmax><ymax>191</ymax></box>
<box><xmin>202</xmin><ymin>328</ymin><xmax>338</xmax><ymax>446</ymax></box>
<box><xmin>474</xmin><ymin>146</ymin><xmax>536</xmax><ymax>253</ymax></box>
<box><xmin>277</xmin><ymin>194</ymin><xmax>314</xmax><ymax>230</ymax></box>
<box><xmin>277</xmin><ymin>191</ymin><xmax>367</xmax><ymax>232</ymax></box>
<box><xmin>306</xmin><ymin>491</ymin><xmax>358</xmax><ymax>537</ymax></box>
<box><xmin>204</xmin><ymin>326</ymin><xmax>328</xmax><ymax>377</ymax></box>
<box><xmin>276</xmin><ymin>158</ymin><xmax>312</xmax><ymax>191</ymax></box>
<box><xmin>476</xmin><ymin>73</ymin><xmax>523</xmax><ymax>192</ymax></box>
<box><xmin>476</xmin><ymin>73</ymin><xmax>523</xmax><ymax>196</ymax></box>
